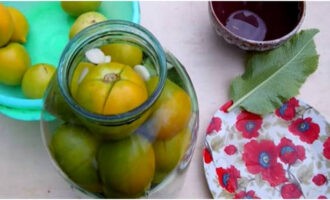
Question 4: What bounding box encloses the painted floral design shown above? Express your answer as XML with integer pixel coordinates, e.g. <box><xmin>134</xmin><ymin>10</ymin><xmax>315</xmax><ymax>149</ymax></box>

<box><xmin>242</xmin><ymin>140</ymin><xmax>287</xmax><ymax>186</ymax></box>
<box><xmin>312</xmin><ymin>174</ymin><xmax>328</xmax><ymax>186</ymax></box>
<box><xmin>323</xmin><ymin>137</ymin><xmax>330</xmax><ymax>159</ymax></box>
<box><xmin>280</xmin><ymin>182</ymin><xmax>303</xmax><ymax>199</ymax></box>
<box><xmin>275</xmin><ymin>97</ymin><xmax>299</xmax><ymax>121</ymax></box>
<box><xmin>236</xmin><ymin>111</ymin><xmax>262</xmax><ymax>139</ymax></box>
<box><xmin>203</xmin><ymin>148</ymin><xmax>213</xmax><ymax>164</ymax></box>
<box><xmin>224</xmin><ymin>145</ymin><xmax>237</xmax><ymax>155</ymax></box>
<box><xmin>289</xmin><ymin>117</ymin><xmax>320</xmax><ymax>144</ymax></box>
<box><xmin>203</xmin><ymin>99</ymin><xmax>330</xmax><ymax>199</ymax></box>
<box><xmin>277</xmin><ymin>137</ymin><xmax>306</xmax><ymax>165</ymax></box>
<box><xmin>216</xmin><ymin>165</ymin><xmax>241</xmax><ymax>193</ymax></box>
<box><xmin>234</xmin><ymin>190</ymin><xmax>259</xmax><ymax>199</ymax></box>
<box><xmin>220</xmin><ymin>100</ymin><xmax>233</xmax><ymax>113</ymax></box>
<box><xmin>206</xmin><ymin>116</ymin><xmax>221</xmax><ymax>134</ymax></box>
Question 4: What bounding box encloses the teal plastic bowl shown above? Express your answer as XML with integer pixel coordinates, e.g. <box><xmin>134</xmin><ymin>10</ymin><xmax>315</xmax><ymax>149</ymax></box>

<box><xmin>0</xmin><ymin>1</ymin><xmax>140</xmax><ymax>121</ymax></box>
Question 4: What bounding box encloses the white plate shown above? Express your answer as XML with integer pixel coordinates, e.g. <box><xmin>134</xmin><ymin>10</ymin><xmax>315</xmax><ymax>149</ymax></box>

<box><xmin>203</xmin><ymin>98</ymin><xmax>330</xmax><ymax>199</ymax></box>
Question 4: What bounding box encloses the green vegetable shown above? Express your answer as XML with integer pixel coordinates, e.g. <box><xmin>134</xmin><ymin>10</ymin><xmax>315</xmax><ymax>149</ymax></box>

<box><xmin>228</xmin><ymin>29</ymin><xmax>319</xmax><ymax>114</ymax></box>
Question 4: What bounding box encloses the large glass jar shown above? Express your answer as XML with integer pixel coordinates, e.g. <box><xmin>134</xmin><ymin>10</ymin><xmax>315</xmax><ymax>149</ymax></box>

<box><xmin>41</xmin><ymin>20</ymin><xmax>198</xmax><ymax>198</ymax></box>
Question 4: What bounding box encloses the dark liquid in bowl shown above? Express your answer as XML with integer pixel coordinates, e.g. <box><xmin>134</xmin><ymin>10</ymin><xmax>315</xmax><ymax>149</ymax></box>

<box><xmin>211</xmin><ymin>1</ymin><xmax>304</xmax><ymax>41</ymax></box>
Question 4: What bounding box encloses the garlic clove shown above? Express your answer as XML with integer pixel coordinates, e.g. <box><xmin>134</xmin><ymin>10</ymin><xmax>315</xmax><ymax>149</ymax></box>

<box><xmin>85</xmin><ymin>48</ymin><xmax>106</xmax><ymax>64</ymax></box>
<box><xmin>134</xmin><ymin>65</ymin><xmax>150</xmax><ymax>81</ymax></box>
<box><xmin>104</xmin><ymin>55</ymin><xmax>111</xmax><ymax>63</ymax></box>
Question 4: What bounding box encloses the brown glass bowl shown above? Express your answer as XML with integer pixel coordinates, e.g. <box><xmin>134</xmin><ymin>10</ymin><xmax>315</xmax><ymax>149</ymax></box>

<box><xmin>209</xmin><ymin>1</ymin><xmax>306</xmax><ymax>51</ymax></box>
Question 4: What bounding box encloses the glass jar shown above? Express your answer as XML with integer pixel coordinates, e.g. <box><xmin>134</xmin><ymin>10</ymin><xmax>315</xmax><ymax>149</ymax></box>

<box><xmin>41</xmin><ymin>20</ymin><xmax>198</xmax><ymax>198</ymax></box>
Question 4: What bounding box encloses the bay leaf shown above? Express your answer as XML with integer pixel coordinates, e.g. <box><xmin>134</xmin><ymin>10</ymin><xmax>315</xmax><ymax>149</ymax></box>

<box><xmin>228</xmin><ymin>29</ymin><xmax>319</xmax><ymax>114</ymax></box>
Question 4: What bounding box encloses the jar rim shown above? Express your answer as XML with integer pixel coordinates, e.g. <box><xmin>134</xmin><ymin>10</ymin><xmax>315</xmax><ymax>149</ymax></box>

<box><xmin>57</xmin><ymin>20</ymin><xmax>167</xmax><ymax>125</ymax></box>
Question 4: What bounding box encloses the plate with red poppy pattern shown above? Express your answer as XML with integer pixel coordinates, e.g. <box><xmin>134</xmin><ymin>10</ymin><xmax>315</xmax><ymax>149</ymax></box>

<box><xmin>203</xmin><ymin>98</ymin><xmax>330</xmax><ymax>199</ymax></box>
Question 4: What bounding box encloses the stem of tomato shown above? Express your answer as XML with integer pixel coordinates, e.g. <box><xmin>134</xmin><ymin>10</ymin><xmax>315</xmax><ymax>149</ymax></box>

<box><xmin>103</xmin><ymin>73</ymin><xmax>119</xmax><ymax>83</ymax></box>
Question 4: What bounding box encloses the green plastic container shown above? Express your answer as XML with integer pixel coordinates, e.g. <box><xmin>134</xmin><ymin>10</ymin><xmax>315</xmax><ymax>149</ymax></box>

<box><xmin>0</xmin><ymin>1</ymin><xmax>140</xmax><ymax>121</ymax></box>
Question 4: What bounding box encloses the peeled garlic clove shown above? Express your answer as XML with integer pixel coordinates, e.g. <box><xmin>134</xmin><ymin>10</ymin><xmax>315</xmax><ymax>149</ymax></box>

<box><xmin>167</xmin><ymin>61</ymin><xmax>174</xmax><ymax>70</ymax></box>
<box><xmin>104</xmin><ymin>55</ymin><xmax>111</xmax><ymax>63</ymax></box>
<box><xmin>134</xmin><ymin>65</ymin><xmax>150</xmax><ymax>81</ymax></box>
<box><xmin>85</xmin><ymin>48</ymin><xmax>106</xmax><ymax>64</ymax></box>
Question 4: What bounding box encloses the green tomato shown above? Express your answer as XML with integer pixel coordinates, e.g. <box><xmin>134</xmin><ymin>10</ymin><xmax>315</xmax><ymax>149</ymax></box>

<box><xmin>69</xmin><ymin>61</ymin><xmax>95</xmax><ymax>98</ymax></box>
<box><xmin>69</xmin><ymin>11</ymin><xmax>107</xmax><ymax>39</ymax></box>
<box><xmin>146</xmin><ymin>77</ymin><xmax>192</xmax><ymax>140</ymax></box>
<box><xmin>152</xmin><ymin>128</ymin><xmax>191</xmax><ymax>184</ymax></box>
<box><xmin>50</xmin><ymin>123</ymin><xmax>102</xmax><ymax>193</ymax></box>
<box><xmin>100</xmin><ymin>43</ymin><xmax>143</xmax><ymax>67</ymax></box>
<box><xmin>44</xmin><ymin>77</ymin><xmax>80</xmax><ymax>124</ymax></box>
<box><xmin>22</xmin><ymin>63</ymin><xmax>55</xmax><ymax>99</ymax></box>
<box><xmin>61</xmin><ymin>1</ymin><xmax>102</xmax><ymax>17</ymax></box>
<box><xmin>0</xmin><ymin>42</ymin><xmax>30</xmax><ymax>86</ymax></box>
<box><xmin>97</xmin><ymin>134</ymin><xmax>155</xmax><ymax>197</ymax></box>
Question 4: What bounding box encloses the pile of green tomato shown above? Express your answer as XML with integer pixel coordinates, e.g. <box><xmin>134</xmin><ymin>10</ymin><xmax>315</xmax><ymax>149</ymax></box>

<box><xmin>46</xmin><ymin>42</ymin><xmax>193</xmax><ymax>198</ymax></box>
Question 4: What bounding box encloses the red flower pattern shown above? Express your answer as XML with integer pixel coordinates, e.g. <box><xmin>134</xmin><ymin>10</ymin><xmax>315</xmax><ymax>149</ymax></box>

<box><xmin>236</xmin><ymin>111</ymin><xmax>262</xmax><ymax>139</ymax></box>
<box><xmin>277</xmin><ymin>137</ymin><xmax>305</xmax><ymax>165</ymax></box>
<box><xmin>224</xmin><ymin>145</ymin><xmax>237</xmax><ymax>155</ymax></box>
<box><xmin>242</xmin><ymin>140</ymin><xmax>287</xmax><ymax>186</ymax></box>
<box><xmin>206</xmin><ymin>116</ymin><xmax>221</xmax><ymax>134</ymax></box>
<box><xmin>323</xmin><ymin>137</ymin><xmax>330</xmax><ymax>160</ymax></box>
<box><xmin>313</xmin><ymin>174</ymin><xmax>328</xmax><ymax>186</ymax></box>
<box><xmin>234</xmin><ymin>190</ymin><xmax>259</xmax><ymax>199</ymax></box>
<box><xmin>216</xmin><ymin>165</ymin><xmax>241</xmax><ymax>193</ymax></box>
<box><xmin>220</xmin><ymin>100</ymin><xmax>233</xmax><ymax>113</ymax></box>
<box><xmin>203</xmin><ymin>148</ymin><xmax>213</xmax><ymax>164</ymax></box>
<box><xmin>275</xmin><ymin>97</ymin><xmax>299</xmax><ymax>121</ymax></box>
<box><xmin>204</xmin><ymin>99</ymin><xmax>330</xmax><ymax>198</ymax></box>
<box><xmin>281</xmin><ymin>183</ymin><xmax>303</xmax><ymax>199</ymax></box>
<box><xmin>289</xmin><ymin>117</ymin><xmax>320</xmax><ymax>144</ymax></box>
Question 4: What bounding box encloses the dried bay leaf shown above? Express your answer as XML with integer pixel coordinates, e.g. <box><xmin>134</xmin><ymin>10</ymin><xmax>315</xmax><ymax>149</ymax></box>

<box><xmin>229</xmin><ymin>29</ymin><xmax>319</xmax><ymax>114</ymax></box>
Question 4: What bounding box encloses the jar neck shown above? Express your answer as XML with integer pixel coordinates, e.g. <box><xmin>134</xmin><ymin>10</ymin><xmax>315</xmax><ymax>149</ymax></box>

<box><xmin>57</xmin><ymin>20</ymin><xmax>167</xmax><ymax>125</ymax></box>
